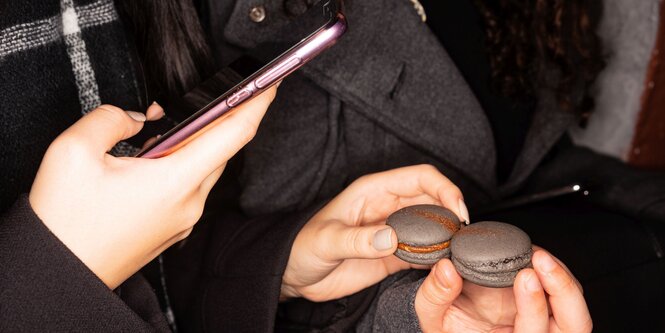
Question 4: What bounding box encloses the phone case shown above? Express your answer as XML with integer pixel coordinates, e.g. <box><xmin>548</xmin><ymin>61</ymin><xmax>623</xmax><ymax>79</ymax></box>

<box><xmin>137</xmin><ymin>0</ymin><xmax>347</xmax><ymax>158</ymax></box>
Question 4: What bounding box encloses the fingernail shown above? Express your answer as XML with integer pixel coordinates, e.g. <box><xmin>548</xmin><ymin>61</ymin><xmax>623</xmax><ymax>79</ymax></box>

<box><xmin>539</xmin><ymin>252</ymin><xmax>557</xmax><ymax>274</ymax></box>
<box><xmin>153</xmin><ymin>101</ymin><xmax>164</xmax><ymax>111</ymax></box>
<box><xmin>525</xmin><ymin>271</ymin><xmax>541</xmax><ymax>292</ymax></box>
<box><xmin>127</xmin><ymin>111</ymin><xmax>146</xmax><ymax>122</ymax></box>
<box><xmin>373</xmin><ymin>228</ymin><xmax>394</xmax><ymax>251</ymax></box>
<box><xmin>458</xmin><ymin>198</ymin><xmax>470</xmax><ymax>224</ymax></box>
<box><xmin>151</xmin><ymin>101</ymin><xmax>165</xmax><ymax>116</ymax></box>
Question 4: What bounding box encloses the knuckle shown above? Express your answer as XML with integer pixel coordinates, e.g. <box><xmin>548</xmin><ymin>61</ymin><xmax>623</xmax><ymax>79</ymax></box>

<box><xmin>96</xmin><ymin>105</ymin><xmax>133</xmax><ymax>136</ymax></box>
<box><xmin>321</xmin><ymin>223</ymin><xmax>364</xmax><ymax>259</ymax></box>
<box><xmin>311</xmin><ymin>224</ymin><xmax>337</xmax><ymax>259</ymax></box>
<box><xmin>178</xmin><ymin>228</ymin><xmax>194</xmax><ymax>241</ymax></box>
<box><xmin>353</xmin><ymin>173</ymin><xmax>372</xmax><ymax>186</ymax></box>
<box><xmin>49</xmin><ymin>135</ymin><xmax>88</xmax><ymax>158</ymax></box>
<box><xmin>96</xmin><ymin>105</ymin><xmax>127</xmax><ymax>123</ymax></box>
<box><xmin>300</xmin><ymin>286</ymin><xmax>332</xmax><ymax>303</ymax></box>
<box><xmin>440</xmin><ymin>183</ymin><xmax>462</xmax><ymax>198</ymax></box>
<box><xmin>416</xmin><ymin>163</ymin><xmax>438</xmax><ymax>174</ymax></box>
<box><xmin>181</xmin><ymin>200</ymin><xmax>204</xmax><ymax>230</ymax></box>
<box><xmin>430</xmin><ymin>268</ymin><xmax>448</xmax><ymax>294</ymax></box>
<box><xmin>238</xmin><ymin>117</ymin><xmax>259</xmax><ymax>144</ymax></box>
<box><xmin>311</xmin><ymin>226</ymin><xmax>328</xmax><ymax>251</ymax></box>
<box><xmin>561</xmin><ymin>270</ymin><xmax>577</xmax><ymax>288</ymax></box>
<box><xmin>555</xmin><ymin>272</ymin><xmax>578</xmax><ymax>294</ymax></box>
<box><xmin>344</xmin><ymin>227</ymin><xmax>365</xmax><ymax>256</ymax></box>
<box><xmin>422</xmin><ymin>278</ymin><xmax>449</xmax><ymax>306</ymax></box>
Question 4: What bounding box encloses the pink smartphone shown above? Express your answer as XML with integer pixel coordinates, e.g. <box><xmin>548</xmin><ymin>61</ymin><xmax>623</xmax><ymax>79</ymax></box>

<box><xmin>137</xmin><ymin>0</ymin><xmax>347</xmax><ymax>158</ymax></box>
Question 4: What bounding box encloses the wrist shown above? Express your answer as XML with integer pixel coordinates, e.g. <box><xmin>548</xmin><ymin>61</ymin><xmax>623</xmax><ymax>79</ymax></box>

<box><xmin>28</xmin><ymin>201</ymin><xmax>147</xmax><ymax>289</ymax></box>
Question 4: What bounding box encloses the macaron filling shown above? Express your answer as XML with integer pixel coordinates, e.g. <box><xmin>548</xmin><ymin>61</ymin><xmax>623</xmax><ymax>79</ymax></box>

<box><xmin>397</xmin><ymin>240</ymin><xmax>451</xmax><ymax>253</ymax></box>
<box><xmin>394</xmin><ymin>247</ymin><xmax>452</xmax><ymax>265</ymax></box>
<box><xmin>387</xmin><ymin>204</ymin><xmax>461</xmax><ymax>265</ymax></box>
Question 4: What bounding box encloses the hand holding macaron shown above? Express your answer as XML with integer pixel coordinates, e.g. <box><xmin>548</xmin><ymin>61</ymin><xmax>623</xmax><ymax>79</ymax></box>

<box><xmin>415</xmin><ymin>248</ymin><xmax>592</xmax><ymax>333</ymax></box>
<box><xmin>281</xmin><ymin>165</ymin><xmax>591</xmax><ymax>333</ymax></box>
<box><xmin>388</xmin><ymin>205</ymin><xmax>592</xmax><ymax>332</ymax></box>
<box><xmin>280</xmin><ymin>164</ymin><xmax>468</xmax><ymax>302</ymax></box>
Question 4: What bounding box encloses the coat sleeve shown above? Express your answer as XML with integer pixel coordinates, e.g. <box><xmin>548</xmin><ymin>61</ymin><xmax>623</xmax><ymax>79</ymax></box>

<box><xmin>0</xmin><ymin>195</ymin><xmax>169</xmax><ymax>332</ymax></box>
<box><xmin>197</xmin><ymin>202</ymin><xmax>326</xmax><ymax>332</ymax></box>
<box><xmin>355</xmin><ymin>271</ymin><xmax>426</xmax><ymax>333</ymax></box>
<box><xmin>273</xmin><ymin>269</ymin><xmax>428</xmax><ymax>332</ymax></box>
<box><xmin>197</xmin><ymin>192</ymin><xmax>432</xmax><ymax>332</ymax></box>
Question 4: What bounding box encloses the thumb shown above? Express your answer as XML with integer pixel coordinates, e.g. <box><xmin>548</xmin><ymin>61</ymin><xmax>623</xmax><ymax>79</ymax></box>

<box><xmin>415</xmin><ymin>259</ymin><xmax>462</xmax><ymax>331</ymax></box>
<box><xmin>63</xmin><ymin>105</ymin><xmax>145</xmax><ymax>154</ymax></box>
<box><xmin>320</xmin><ymin>223</ymin><xmax>397</xmax><ymax>261</ymax></box>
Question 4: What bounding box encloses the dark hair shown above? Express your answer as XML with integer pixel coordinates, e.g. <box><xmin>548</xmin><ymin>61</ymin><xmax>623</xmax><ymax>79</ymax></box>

<box><xmin>474</xmin><ymin>0</ymin><xmax>605</xmax><ymax>116</ymax></box>
<box><xmin>115</xmin><ymin>0</ymin><xmax>214</xmax><ymax>97</ymax></box>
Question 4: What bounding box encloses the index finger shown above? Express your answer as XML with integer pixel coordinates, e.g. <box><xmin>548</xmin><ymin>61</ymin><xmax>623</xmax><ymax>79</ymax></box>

<box><xmin>532</xmin><ymin>250</ymin><xmax>593</xmax><ymax>333</ymax></box>
<box><xmin>165</xmin><ymin>86</ymin><xmax>278</xmax><ymax>181</ymax></box>
<box><xmin>366</xmin><ymin>164</ymin><xmax>464</xmax><ymax>222</ymax></box>
<box><xmin>321</xmin><ymin>164</ymin><xmax>465</xmax><ymax>224</ymax></box>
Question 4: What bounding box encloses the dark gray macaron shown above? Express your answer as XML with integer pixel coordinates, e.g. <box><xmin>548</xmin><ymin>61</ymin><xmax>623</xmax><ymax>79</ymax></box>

<box><xmin>450</xmin><ymin>221</ymin><xmax>532</xmax><ymax>288</ymax></box>
<box><xmin>386</xmin><ymin>205</ymin><xmax>461</xmax><ymax>265</ymax></box>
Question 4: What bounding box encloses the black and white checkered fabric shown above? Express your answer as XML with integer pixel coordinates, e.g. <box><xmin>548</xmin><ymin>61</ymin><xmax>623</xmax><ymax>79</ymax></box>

<box><xmin>3</xmin><ymin>0</ymin><xmax>115</xmax><ymax>113</ymax></box>
<box><xmin>0</xmin><ymin>0</ymin><xmax>145</xmax><ymax>208</ymax></box>
<box><xmin>1</xmin><ymin>0</ymin><xmax>140</xmax><ymax>157</ymax></box>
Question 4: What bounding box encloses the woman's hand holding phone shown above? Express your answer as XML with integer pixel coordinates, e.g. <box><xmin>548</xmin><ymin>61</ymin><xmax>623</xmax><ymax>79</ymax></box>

<box><xmin>29</xmin><ymin>86</ymin><xmax>277</xmax><ymax>289</ymax></box>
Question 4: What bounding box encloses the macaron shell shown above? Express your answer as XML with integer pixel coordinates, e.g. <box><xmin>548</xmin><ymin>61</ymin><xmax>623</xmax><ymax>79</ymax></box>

<box><xmin>450</xmin><ymin>222</ymin><xmax>531</xmax><ymax>265</ymax></box>
<box><xmin>387</xmin><ymin>205</ymin><xmax>460</xmax><ymax>246</ymax></box>
<box><xmin>387</xmin><ymin>205</ymin><xmax>460</xmax><ymax>265</ymax></box>
<box><xmin>452</xmin><ymin>256</ymin><xmax>532</xmax><ymax>288</ymax></box>
<box><xmin>453</xmin><ymin>248</ymin><xmax>533</xmax><ymax>274</ymax></box>
<box><xmin>450</xmin><ymin>221</ymin><xmax>532</xmax><ymax>288</ymax></box>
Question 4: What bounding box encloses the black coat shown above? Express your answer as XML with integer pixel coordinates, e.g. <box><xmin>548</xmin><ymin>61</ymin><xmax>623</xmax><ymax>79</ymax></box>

<box><xmin>3</xmin><ymin>0</ymin><xmax>665</xmax><ymax>331</ymax></box>
<box><xmin>203</xmin><ymin>0</ymin><xmax>665</xmax><ymax>331</ymax></box>
<box><xmin>0</xmin><ymin>0</ymin><xmax>312</xmax><ymax>331</ymax></box>
<box><xmin>0</xmin><ymin>0</ymin><xmax>170</xmax><ymax>331</ymax></box>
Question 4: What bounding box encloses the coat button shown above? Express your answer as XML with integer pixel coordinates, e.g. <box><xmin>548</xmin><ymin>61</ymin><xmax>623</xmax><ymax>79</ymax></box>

<box><xmin>249</xmin><ymin>5</ymin><xmax>267</xmax><ymax>23</ymax></box>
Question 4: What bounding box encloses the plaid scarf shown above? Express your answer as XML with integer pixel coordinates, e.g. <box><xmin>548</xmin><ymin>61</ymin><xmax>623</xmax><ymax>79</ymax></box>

<box><xmin>0</xmin><ymin>0</ymin><xmax>144</xmax><ymax>211</ymax></box>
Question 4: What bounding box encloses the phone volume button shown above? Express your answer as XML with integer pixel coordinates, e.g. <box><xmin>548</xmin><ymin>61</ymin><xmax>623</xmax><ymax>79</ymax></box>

<box><xmin>255</xmin><ymin>57</ymin><xmax>302</xmax><ymax>89</ymax></box>
<box><xmin>226</xmin><ymin>87</ymin><xmax>253</xmax><ymax>107</ymax></box>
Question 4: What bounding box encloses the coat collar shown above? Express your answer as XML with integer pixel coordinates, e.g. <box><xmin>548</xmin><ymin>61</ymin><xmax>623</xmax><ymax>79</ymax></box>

<box><xmin>500</xmin><ymin>90</ymin><xmax>578</xmax><ymax>195</ymax></box>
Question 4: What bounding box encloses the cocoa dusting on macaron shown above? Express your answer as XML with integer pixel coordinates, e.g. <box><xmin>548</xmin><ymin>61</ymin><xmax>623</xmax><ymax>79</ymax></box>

<box><xmin>386</xmin><ymin>205</ymin><xmax>533</xmax><ymax>287</ymax></box>
<box><xmin>386</xmin><ymin>205</ymin><xmax>461</xmax><ymax>265</ymax></box>
<box><xmin>450</xmin><ymin>221</ymin><xmax>533</xmax><ymax>288</ymax></box>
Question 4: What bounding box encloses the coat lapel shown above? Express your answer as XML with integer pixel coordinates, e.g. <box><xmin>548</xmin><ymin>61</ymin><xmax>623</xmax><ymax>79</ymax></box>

<box><xmin>500</xmin><ymin>89</ymin><xmax>578</xmax><ymax>195</ymax></box>
<box><xmin>221</xmin><ymin>0</ymin><xmax>575</xmax><ymax>198</ymax></box>
<box><xmin>223</xmin><ymin>0</ymin><xmax>498</xmax><ymax>194</ymax></box>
